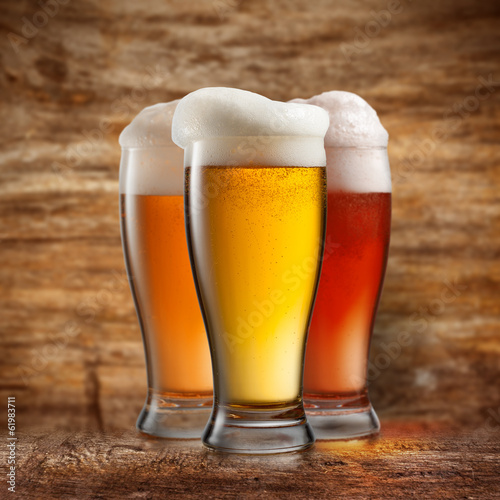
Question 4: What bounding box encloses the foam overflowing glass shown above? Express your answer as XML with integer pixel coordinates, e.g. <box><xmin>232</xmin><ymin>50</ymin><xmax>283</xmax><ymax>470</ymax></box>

<box><xmin>119</xmin><ymin>103</ymin><xmax>213</xmax><ymax>439</ymax></box>
<box><xmin>174</xmin><ymin>88</ymin><xmax>329</xmax><ymax>453</ymax></box>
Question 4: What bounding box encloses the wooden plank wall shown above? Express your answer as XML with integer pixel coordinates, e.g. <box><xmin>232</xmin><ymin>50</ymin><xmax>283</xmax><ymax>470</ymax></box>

<box><xmin>0</xmin><ymin>0</ymin><xmax>499</xmax><ymax>433</ymax></box>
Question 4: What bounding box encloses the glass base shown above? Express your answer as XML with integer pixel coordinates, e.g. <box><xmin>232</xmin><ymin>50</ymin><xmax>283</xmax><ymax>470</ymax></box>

<box><xmin>305</xmin><ymin>394</ymin><xmax>380</xmax><ymax>440</ymax></box>
<box><xmin>202</xmin><ymin>403</ymin><xmax>315</xmax><ymax>454</ymax></box>
<box><xmin>136</xmin><ymin>390</ymin><xmax>213</xmax><ymax>439</ymax></box>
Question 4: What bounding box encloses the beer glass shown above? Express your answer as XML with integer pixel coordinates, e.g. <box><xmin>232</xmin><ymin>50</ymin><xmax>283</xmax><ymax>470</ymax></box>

<box><xmin>294</xmin><ymin>92</ymin><xmax>391</xmax><ymax>440</ymax></box>
<box><xmin>119</xmin><ymin>102</ymin><xmax>212</xmax><ymax>438</ymax></box>
<box><xmin>173</xmin><ymin>88</ymin><xmax>329</xmax><ymax>453</ymax></box>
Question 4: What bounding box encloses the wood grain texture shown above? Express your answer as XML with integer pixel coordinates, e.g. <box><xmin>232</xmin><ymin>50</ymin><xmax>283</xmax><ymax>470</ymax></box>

<box><xmin>0</xmin><ymin>0</ymin><xmax>499</xmax><ymax>495</ymax></box>
<box><xmin>1</xmin><ymin>422</ymin><xmax>500</xmax><ymax>499</ymax></box>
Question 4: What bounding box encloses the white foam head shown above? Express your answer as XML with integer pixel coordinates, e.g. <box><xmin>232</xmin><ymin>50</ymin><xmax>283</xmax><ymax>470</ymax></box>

<box><xmin>119</xmin><ymin>101</ymin><xmax>180</xmax><ymax>148</ymax></box>
<box><xmin>119</xmin><ymin>101</ymin><xmax>184</xmax><ymax>195</ymax></box>
<box><xmin>172</xmin><ymin>87</ymin><xmax>329</xmax><ymax>167</ymax></box>
<box><xmin>291</xmin><ymin>91</ymin><xmax>391</xmax><ymax>193</ymax></box>
<box><xmin>290</xmin><ymin>91</ymin><xmax>388</xmax><ymax>148</ymax></box>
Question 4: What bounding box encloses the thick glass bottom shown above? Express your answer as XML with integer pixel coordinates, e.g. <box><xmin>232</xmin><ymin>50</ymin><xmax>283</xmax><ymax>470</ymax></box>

<box><xmin>202</xmin><ymin>402</ymin><xmax>315</xmax><ymax>454</ymax></box>
<box><xmin>305</xmin><ymin>393</ymin><xmax>380</xmax><ymax>440</ymax></box>
<box><xmin>136</xmin><ymin>389</ymin><xmax>213</xmax><ymax>439</ymax></box>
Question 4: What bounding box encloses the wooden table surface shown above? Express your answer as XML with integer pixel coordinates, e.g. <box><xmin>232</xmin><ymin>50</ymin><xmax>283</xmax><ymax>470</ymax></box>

<box><xmin>5</xmin><ymin>421</ymin><xmax>499</xmax><ymax>499</ymax></box>
<box><xmin>0</xmin><ymin>0</ymin><xmax>499</xmax><ymax>497</ymax></box>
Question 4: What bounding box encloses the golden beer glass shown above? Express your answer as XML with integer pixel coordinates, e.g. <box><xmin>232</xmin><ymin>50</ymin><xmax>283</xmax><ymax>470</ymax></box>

<box><xmin>172</xmin><ymin>88</ymin><xmax>329</xmax><ymax>453</ymax></box>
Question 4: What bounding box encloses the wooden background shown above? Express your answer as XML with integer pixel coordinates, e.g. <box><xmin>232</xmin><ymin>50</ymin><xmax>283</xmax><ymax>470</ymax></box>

<box><xmin>0</xmin><ymin>0</ymin><xmax>499</xmax><ymax>497</ymax></box>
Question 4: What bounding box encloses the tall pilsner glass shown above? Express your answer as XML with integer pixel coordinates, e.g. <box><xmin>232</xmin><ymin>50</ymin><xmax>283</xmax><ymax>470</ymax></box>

<box><xmin>294</xmin><ymin>91</ymin><xmax>391</xmax><ymax>440</ymax></box>
<box><xmin>119</xmin><ymin>102</ymin><xmax>212</xmax><ymax>438</ymax></box>
<box><xmin>173</xmin><ymin>88</ymin><xmax>329</xmax><ymax>453</ymax></box>
<box><xmin>305</xmin><ymin>147</ymin><xmax>391</xmax><ymax>439</ymax></box>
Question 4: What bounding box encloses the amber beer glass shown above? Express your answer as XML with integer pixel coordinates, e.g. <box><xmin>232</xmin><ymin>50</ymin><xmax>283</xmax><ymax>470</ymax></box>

<box><xmin>304</xmin><ymin>146</ymin><xmax>391</xmax><ymax>438</ymax></box>
<box><xmin>119</xmin><ymin>103</ymin><xmax>212</xmax><ymax>438</ymax></box>
<box><xmin>291</xmin><ymin>91</ymin><xmax>391</xmax><ymax>439</ymax></box>
<box><xmin>173</xmin><ymin>88</ymin><xmax>329</xmax><ymax>453</ymax></box>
